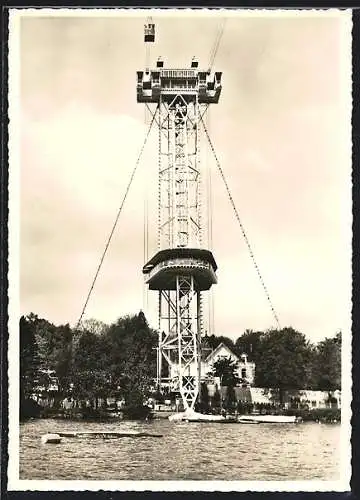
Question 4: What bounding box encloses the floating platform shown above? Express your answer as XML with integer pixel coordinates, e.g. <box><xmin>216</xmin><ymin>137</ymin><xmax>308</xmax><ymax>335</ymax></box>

<box><xmin>56</xmin><ymin>431</ymin><xmax>163</xmax><ymax>438</ymax></box>
<box><xmin>237</xmin><ymin>415</ymin><xmax>299</xmax><ymax>424</ymax></box>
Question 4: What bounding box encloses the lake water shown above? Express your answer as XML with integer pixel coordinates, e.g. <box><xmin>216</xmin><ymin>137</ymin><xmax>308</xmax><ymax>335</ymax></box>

<box><xmin>20</xmin><ymin>418</ymin><xmax>340</xmax><ymax>481</ymax></box>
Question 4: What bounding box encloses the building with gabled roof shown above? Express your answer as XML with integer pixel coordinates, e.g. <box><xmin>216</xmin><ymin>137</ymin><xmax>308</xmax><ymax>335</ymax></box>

<box><xmin>168</xmin><ymin>341</ymin><xmax>256</xmax><ymax>388</ymax></box>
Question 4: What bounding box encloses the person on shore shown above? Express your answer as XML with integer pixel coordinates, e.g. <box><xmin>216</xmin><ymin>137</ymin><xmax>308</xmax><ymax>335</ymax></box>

<box><xmin>62</xmin><ymin>396</ymin><xmax>74</xmax><ymax>418</ymax></box>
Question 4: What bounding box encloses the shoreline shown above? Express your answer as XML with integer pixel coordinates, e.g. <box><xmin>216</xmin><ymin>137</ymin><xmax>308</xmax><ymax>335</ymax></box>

<box><xmin>20</xmin><ymin>406</ymin><xmax>341</xmax><ymax>424</ymax></box>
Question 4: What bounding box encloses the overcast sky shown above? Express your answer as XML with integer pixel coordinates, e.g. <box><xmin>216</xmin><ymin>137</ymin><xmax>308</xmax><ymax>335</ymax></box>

<box><xmin>16</xmin><ymin>10</ymin><xmax>352</xmax><ymax>343</ymax></box>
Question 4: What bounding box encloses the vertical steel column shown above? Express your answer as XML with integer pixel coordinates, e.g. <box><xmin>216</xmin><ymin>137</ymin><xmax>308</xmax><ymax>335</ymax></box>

<box><xmin>177</xmin><ymin>275</ymin><xmax>199</xmax><ymax>410</ymax></box>
<box><xmin>156</xmin><ymin>95</ymin><xmax>203</xmax><ymax>408</ymax></box>
<box><xmin>197</xmin><ymin>290</ymin><xmax>202</xmax><ymax>396</ymax></box>
<box><xmin>157</xmin><ymin>291</ymin><xmax>162</xmax><ymax>388</ymax></box>
<box><xmin>158</xmin><ymin>96</ymin><xmax>202</xmax><ymax>250</ymax></box>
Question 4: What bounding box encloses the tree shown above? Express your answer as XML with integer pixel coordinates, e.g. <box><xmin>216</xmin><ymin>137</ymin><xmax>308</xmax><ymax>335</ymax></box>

<box><xmin>314</xmin><ymin>331</ymin><xmax>341</xmax><ymax>391</ymax></box>
<box><xmin>20</xmin><ymin>315</ymin><xmax>41</xmax><ymax>404</ymax></box>
<box><xmin>254</xmin><ymin>327</ymin><xmax>313</xmax><ymax>404</ymax></box>
<box><xmin>202</xmin><ymin>334</ymin><xmax>235</xmax><ymax>352</ymax></box>
<box><xmin>72</xmin><ymin>329</ymin><xmax>112</xmax><ymax>407</ymax></box>
<box><xmin>80</xmin><ymin>318</ymin><xmax>109</xmax><ymax>336</ymax></box>
<box><xmin>117</xmin><ymin>312</ymin><xmax>157</xmax><ymax>407</ymax></box>
<box><xmin>25</xmin><ymin>314</ymin><xmax>74</xmax><ymax>402</ymax></box>
<box><xmin>71</xmin><ymin>312</ymin><xmax>157</xmax><ymax>412</ymax></box>
<box><xmin>23</xmin><ymin>314</ymin><xmax>53</xmax><ymax>370</ymax></box>
<box><xmin>212</xmin><ymin>384</ymin><xmax>221</xmax><ymax>408</ymax></box>
<box><xmin>235</xmin><ymin>329</ymin><xmax>263</xmax><ymax>362</ymax></box>
<box><xmin>304</xmin><ymin>343</ymin><xmax>320</xmax><ymax>390</ymax></box>
<box><xmin>224</xmin><ymin>385</ymin><xmax>236</xmax><ymax>410</ymax></box>
<box><xmin>50</xmin><ymin>324</ymin><xmax>73</xmax><ymax>399</ymax></box>
<box><xmin>209</xmin><ymin>356</ymin><xmax>240</xmax><ymax>387</ymax></box>
<box><xmin>198</xmin><ymin>382</ymin><xmax>210</xmax><ymax>411</ymax></box>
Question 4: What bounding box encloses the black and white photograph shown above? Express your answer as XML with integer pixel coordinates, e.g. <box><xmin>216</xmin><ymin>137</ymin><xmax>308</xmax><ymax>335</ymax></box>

<box><xmin>7</xmin><ymin>8</ymin><xmax>352</xmax><ymax>491</ymax></box>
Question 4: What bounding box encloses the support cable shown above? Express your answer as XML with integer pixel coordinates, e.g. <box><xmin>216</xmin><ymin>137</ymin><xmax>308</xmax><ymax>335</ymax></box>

<box><xmin>200</xmin><ymin>117</ymin><xmax>281</xmax><ymax>330</ymax></box>
<box><xmin>76</xmin><ymin>108</ymin><xmax>158</xmax><ymax>329</ymax></box>
<box><xmin>208</xmin><ymin>18</ymin><xmax>227</xmax><ymax>72</ymax></box>
<box><xmin>205</xmin><ymin>18</ymin><xmax>226</xmax><ymax>337</ymax></box>
<box><xmin>205</xmin><ymin>107</ymin><xmax>214</xmax><ymax>336</ymax></box>
<box><xmin>207</xmin><ymin>110</ymin><xmax>213</xmax><ymax>251</ymax></box>
<box><xmin>208</xmin><ymin>110</ymin><xmax>215</xmax><ymax>336</ymax></box>
<box><xmin>143</xmin><ymin>104</ymin><xmax>150</xmax><ymax>315</ymax></box>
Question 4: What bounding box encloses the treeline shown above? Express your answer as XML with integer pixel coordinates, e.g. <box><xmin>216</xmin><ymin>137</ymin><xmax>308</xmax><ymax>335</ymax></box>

<box><xmin>20</xmin><ymin>312</ymin><xmax>157</xmax><ymax>418</ymax></box>
<box><xmin>20</xmin><ymin>311</ymin><xmax>341</xmax><ymax>417</ymax></box>
<box><xmin>203</xmin><ymin>328</ymin><xmax>341</xmax><ymax>403</ymax></box>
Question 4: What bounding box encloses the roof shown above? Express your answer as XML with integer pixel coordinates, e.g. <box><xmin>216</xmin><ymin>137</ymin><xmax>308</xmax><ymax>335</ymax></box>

<box><xmin>204</xmin><ymin>343</ymin><xmax>254</xmax><ymax>365</ymax></box>
<box><xmin>143</xmin><ymin>248</ymin><xmax>218</xmax><ymax>273</ymax></box>
<box><xmin>204</xmin><ymin>342</ymin><xmax>239</xmax><ymax>364</ymax></box>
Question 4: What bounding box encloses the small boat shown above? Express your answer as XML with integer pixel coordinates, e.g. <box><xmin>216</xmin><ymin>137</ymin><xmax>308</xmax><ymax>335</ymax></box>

<box><xmin>169</xmin><ymin>410</ymin><xmax>226</xmax><ymax>422</ymax></box>
<box><xmin>237</xmin><ymin>414</ymin><xmax>298</xmax><ymax>424</ymax></box>
<box><xmin>219</xmin><ymin>417</ymin><xmax>238</xmax><ymax>423</ymax></box>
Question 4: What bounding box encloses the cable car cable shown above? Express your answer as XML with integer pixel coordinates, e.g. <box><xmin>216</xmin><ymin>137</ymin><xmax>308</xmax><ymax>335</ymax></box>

<box><xmin>200</xmin><ymin>115</ymin><xmax>281</xmax><ymax>330</ymax></box>
<box><xmin>143</xmin><ymin>19</ymin><xmax>154</xmax><ymax>315</ymax></box>
<box><xmin>76</xmin><ymin>107</ymin><xmax>158</xmax><ymax>329</ymax></box>
<box><xmin>208</xmin><ymin>18</ymin><xmax>227</xmax><ymax>72</ymax></box>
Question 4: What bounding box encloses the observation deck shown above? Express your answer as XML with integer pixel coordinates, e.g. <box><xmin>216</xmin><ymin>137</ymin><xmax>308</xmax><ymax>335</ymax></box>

<box><xmin>143</xmin><ymin>248</ymin><xmax>218</xmax><ymax>291</ymax></box>
<box><xmin>137</xmin><ymin>58</ymin><xmax>222</xmax><ymax>104</ymax></box>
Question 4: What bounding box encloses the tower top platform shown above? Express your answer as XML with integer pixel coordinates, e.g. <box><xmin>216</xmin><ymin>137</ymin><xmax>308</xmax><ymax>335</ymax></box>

<box><xmin>137</xmin><ymin>58</ymin><xmax>222</xmax><ymax>104</ymax></box>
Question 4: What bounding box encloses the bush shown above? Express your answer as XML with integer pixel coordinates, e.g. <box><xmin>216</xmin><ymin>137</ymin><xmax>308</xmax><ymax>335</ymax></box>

<box><xmin>212</xmin><ymin>386</ymin><xmax>221</xmax><ymax>408</ymax></box>
<box><xmin>39</xmin><ymin>407</ymin><xmax>63</xmax><ymax>419</ymax></box>
<box><xmin>285</xmin><ymin>407</ymin><xmax>341</xmax><ymax>422</ymax></box>
<box><xmin>80</xmin><ymin>406</ymin><xmax>110</xmax><ymax>421</ymax></box>
<box><xmin>224</xmin><ymin>386</ymin><xmax>236</xmax><ymax>410</ymax></box>
<box><xmin>122</xmin><ymin>404</ymin><xmax>153</xmax><ymax>420</ymax></box>
<box><xmin>237</xmin><ymin>401</ymin><xmax>253</xmax><ymax>414</ymax></box>
<box><xmin>151</xmin><ymin>389</ymin><xmax>165</xmax><ymax>403</ymax></box>
<box><xmin>20</xmin><ymin>398</ymin><xmax>42</xmax><ymax>420</ymax></box>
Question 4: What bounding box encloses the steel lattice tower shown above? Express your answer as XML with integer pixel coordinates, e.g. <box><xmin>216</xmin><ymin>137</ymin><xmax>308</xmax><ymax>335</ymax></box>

<box><xmin>137</xmin><ymin>24</ymin><xmax>222</xmax><ymax>411</ymax></box>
